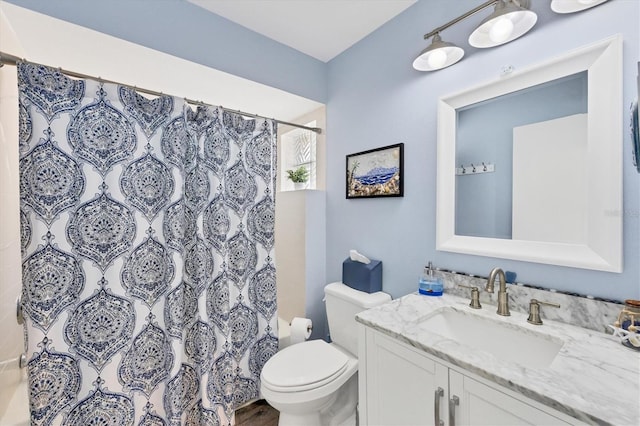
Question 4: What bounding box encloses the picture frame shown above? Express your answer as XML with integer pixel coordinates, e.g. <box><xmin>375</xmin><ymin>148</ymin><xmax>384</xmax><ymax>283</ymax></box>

<box><xmin>346</xmin><ymin>143</ymin><xmax>404</xmax><ymax>199</ymax></box>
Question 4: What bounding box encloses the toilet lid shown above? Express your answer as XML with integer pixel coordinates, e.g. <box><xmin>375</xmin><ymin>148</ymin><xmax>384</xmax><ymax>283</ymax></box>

<box><xmin>261</xmin><ymin>340</ymin><xmax>349</xmax><ymax>389</ymax></box>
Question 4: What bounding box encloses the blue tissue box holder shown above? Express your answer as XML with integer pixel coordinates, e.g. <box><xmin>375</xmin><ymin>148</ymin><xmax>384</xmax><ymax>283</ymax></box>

<box><xmin>342</xmin><ymin>258</ymin><xmax>382</xmax><ymax>293</ymax></box>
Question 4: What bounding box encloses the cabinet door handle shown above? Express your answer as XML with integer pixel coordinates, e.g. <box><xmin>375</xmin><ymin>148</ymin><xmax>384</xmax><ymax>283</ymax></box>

<box><xmin>449</xmin><ymin>395</ymin><xmax>460</xmax><ymax>426</ymax></box>
<box><xmin>434</xmin><ymin>387</ymin><xmax>444</xmax><ymax>426</ymax></box>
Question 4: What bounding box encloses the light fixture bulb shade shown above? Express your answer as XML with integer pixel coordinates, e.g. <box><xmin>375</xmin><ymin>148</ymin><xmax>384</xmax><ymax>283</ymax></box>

<box><xmin>427</xmin><ymin>49</ymin><xmax>448</xmax><ymax>68</ymax></box>
<box><xmin>469</xmin><ymin>0</ymin><xmax>537</xmax><ymax>48</ymax></box>
<box><xmin>551</xmin><ymin>0</ymin><xmax>609</xmax><ymax>14</ymax></box>
<box><xmin>413</xmin><ymin>34</ymin><xmax>464</xmax><ymax>71</ymax></box>
<box><xmin>489</xmin><ymin>17</ymin><xmax>515</xmax><ymax>43</ymax></box>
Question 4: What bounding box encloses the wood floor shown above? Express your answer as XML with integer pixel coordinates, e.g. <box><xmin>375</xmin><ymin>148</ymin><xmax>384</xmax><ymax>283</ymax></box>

<box><xmin>236</xmin><ymin>399</ymin><xmax>279</xmax><ymax>426</ymax></box>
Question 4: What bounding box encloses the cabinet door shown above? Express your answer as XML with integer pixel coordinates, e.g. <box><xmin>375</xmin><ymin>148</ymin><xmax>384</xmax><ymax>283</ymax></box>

<box><xmin>449</xmin><ymin>370</ymin><xmax>572</xmax><ymax>426</ymax></box>
<box><xmin>363</xmin><ymin>329</ymin><xmax>448</xmax><ymax>426</ymax></box>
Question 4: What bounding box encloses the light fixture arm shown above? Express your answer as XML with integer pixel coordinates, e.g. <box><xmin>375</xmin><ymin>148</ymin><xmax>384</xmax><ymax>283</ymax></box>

<box><xmin>424</xmin><ymin>0</ymin><xmax>497</xmax><ymax>40</ymax></box>
<box><xmin>423</xmin><ymin>0</ymin><xmax>530</xmax><ymax>40</ymax></box>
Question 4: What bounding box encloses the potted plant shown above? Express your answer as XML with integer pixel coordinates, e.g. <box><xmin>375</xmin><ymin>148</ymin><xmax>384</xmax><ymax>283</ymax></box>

<box><xmin>286</xmin><ymin>166</ymin><xmax>309</xmax><ymax>190</ymax></box>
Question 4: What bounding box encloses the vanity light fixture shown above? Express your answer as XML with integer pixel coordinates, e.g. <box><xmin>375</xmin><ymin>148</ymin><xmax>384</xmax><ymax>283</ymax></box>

<box><xmin>413</xmin><ymin>0</ymin><xmax>612</xmax><ymax>72</ymax></box>
<box><xmin>413</xmin><ymin>0</ymin><xmax>536</xmax><ymax>71</ymax></box>
<box><xmin>550</xmin><ymin>0</ymin><xmax>610</xmax><ymax>14</ymax></box>
<box><xmin>468</xmin><ymin>0</ymin><xmax>537</xmax><ymax>48</ymax></box>
<box><xmin>412</xmin><ymin>33</ymin><xmax>464</xmax><ymax>71</ymax></box>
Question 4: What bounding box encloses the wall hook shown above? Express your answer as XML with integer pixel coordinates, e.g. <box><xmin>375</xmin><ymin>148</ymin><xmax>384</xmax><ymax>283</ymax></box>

<box><xmin>456</xmin><ymin>162</ymin><xmax>495</xmax><ymax>176</ymax></box>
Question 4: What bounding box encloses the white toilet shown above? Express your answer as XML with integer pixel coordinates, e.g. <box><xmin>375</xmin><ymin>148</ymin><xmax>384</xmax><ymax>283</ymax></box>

<box><xmin>260</xmin><ymin>282</ymin><xmax>391</xmax><ymax>426</ymax></box>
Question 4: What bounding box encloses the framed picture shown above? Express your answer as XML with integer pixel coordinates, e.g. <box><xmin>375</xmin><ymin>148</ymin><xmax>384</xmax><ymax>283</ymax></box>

<box><xmin>346</xmin><ymin>143</ymin><xmax>404</xmax><ymax>199</ymax></box>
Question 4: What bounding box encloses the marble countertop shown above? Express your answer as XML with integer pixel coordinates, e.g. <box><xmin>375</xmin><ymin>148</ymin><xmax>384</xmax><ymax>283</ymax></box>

<box><xmin>356</xmin><ymin>292</ymin><xmax>640</xmax><ymax>425</ymax></box>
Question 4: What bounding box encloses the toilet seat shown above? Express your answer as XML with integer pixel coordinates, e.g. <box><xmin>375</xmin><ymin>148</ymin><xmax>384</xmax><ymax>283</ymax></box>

<box><xmin>261</xmin><ymin>340</ymin><xmax>350</xmax><ymax>393</ymax></box>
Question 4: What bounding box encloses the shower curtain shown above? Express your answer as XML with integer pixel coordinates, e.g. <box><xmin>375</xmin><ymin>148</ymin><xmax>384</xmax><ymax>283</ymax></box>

<box><xmin>17</xmin><ymin>62</ymin><xmax>278</xmax><ymax>425</ymax></box>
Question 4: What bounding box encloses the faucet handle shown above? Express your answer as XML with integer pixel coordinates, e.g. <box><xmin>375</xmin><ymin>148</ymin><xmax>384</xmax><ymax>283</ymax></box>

<box><xmin>457</xmin><ymin>284</ymin><xmax>482</xmax><ymax>309</ymax></box>
<box><xmin>527</xmin><ymin>299</ymin><xmax>560</xmax><ymax>325</ymax></box>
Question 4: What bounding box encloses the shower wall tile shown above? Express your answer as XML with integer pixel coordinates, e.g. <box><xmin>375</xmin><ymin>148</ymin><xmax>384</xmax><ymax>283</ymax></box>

<box><xmin>0</xmin><ymin>357</ymin><xmax>26</xmax><ymax>420</ymax></box>
<box><xmin>0</xmin><ymin>65</ymin><xmax>24</xmax><ymax>363</ymax></box>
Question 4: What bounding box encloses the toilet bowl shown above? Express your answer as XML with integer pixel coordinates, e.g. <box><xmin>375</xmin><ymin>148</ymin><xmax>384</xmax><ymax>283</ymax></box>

<box><xmin>261</xmin><ymin>340</ymin><xmax>358</xmax><ymax>425</ymax></box>
<box><xmin>260</xmin><ymin>282</ymin><xmax>391</xmax><ymax>426</ymax></box>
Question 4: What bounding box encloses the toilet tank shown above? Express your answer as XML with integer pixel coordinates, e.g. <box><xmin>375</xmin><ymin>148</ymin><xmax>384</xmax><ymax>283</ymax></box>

<box><xmin>324</xmin><ymin>282</ymin><xmax>391</xmax><ymax>356</ymax></box>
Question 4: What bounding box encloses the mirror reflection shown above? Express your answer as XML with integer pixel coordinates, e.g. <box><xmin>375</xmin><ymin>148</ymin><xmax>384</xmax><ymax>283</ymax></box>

<box><xmin>454</xmin><ymin>72</ymin><xmax>587</xmax><ymax>242</ymax></box>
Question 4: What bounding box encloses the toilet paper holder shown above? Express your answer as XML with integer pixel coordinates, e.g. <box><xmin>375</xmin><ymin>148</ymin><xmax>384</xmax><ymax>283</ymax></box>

<box><xmin>291</xmin><ymin>321</ymin><xmax>313</xmax><ymax>333</ymax></box>
<box><xmin>290</xmin><ymin>318</ymin><xmax>313</xmax><ymax>333</ymax></box>
<box><xmin>289</xmin><ymin>317</ymin><xmax>313</xmax><ymax>344</ymax></box>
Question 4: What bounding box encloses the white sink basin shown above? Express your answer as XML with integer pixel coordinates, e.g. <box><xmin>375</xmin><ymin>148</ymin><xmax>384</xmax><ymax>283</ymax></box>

<box><xmin>417</xmin><ymin>307</ymin><xmax>564</xmax><ymax>369</ymax></box>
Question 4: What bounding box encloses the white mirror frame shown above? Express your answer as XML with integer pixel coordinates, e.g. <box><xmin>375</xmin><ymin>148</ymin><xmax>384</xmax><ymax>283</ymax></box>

<box><xmin>436</xmin><ymin>35</ymin><xmax>623</xmax><ymax>272</ymax></box>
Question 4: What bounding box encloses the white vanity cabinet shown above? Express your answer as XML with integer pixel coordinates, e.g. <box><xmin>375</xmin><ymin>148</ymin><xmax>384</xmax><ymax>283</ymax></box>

<box><xmin>358</xmin><ymin>326</ymin><xmax>579</xmax><ymax>426</ymax></box>
<box><xmin>358</xmin><ymin>326</ymin><xmax>448</xmax><ymax>425</ymax></box>
<box><xmin>447</xmin><ymin>370</ymin><xmax>575</xmax><ymax>426</ymax></box>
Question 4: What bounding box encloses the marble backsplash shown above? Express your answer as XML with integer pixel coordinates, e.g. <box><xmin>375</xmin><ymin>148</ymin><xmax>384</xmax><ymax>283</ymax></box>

<box><xmin>434</xmin><ymin>269</ymin><xmax>624</xmax><ymax>334</ymax></box>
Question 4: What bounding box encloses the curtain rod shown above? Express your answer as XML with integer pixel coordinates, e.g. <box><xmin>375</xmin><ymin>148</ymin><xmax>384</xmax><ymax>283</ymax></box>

<box><xmin>0</xmin><ymin>51</ymin><xmax>322</xmax><ymax>134</ymax></box>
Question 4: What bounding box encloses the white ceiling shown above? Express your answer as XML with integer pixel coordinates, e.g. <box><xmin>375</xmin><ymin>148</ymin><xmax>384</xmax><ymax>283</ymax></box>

<box><xmin>187</xmin><ymin>0</ymin><xmax>417</xmax><ymax>62</ymax></box>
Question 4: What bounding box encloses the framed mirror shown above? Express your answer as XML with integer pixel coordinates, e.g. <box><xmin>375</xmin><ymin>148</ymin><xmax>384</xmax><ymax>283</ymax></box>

<box><xmin>436</xmin><ymin>35</ymin><xmax>622</xmax><ymax>272</ymax></box>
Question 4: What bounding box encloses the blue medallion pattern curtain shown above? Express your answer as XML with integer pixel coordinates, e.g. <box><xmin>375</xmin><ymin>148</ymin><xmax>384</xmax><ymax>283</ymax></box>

<box><xmin>17</xmin><ymin>62</ymin><xmax>278</xmax><ymax>425</ymax></box>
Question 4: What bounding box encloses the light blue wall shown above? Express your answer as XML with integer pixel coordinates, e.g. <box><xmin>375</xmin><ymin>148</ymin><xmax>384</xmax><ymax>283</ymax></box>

<box><xmin>3</xmin><ymin>0</ymin><xmax>327</xmax><ymax>103</ymax></box>
<box><xmin>326</xmin><ymin>0</ymin><xmax>640</xmax><ymax>301</ymax></box>
<box><xmin>5</xmin><ymin>0</ymin><xmax>639</xmax><ymax>302</ymax></box>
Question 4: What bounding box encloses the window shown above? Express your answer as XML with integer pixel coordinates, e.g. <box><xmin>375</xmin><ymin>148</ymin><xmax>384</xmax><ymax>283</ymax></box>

<box><xmin>280</xmin><ymin>121</ymin><xmax>317</xmax><ymax>191</ymax></box>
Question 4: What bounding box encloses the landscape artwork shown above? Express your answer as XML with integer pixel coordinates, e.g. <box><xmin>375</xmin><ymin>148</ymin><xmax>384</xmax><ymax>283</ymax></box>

<box><xmin>346</xmin><ymin>143</ymin><xmax>404</xmax><ymax>198</ymax></box>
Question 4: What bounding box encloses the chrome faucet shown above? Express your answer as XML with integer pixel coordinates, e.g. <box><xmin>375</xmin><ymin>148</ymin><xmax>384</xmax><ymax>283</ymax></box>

<box><xmin>485</xmin><ymin>267</ymin><xmax>510</xmax><ymax>316</ymax></box>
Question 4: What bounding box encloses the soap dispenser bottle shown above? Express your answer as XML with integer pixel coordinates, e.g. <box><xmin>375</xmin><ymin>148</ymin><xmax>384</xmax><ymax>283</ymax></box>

<box><xmin>419</xmin><ymin>261</ymin><xmax>443</xmax><ymax>296</ymax></box>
